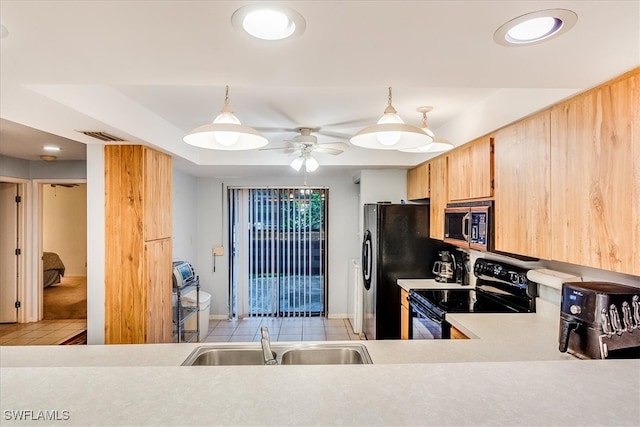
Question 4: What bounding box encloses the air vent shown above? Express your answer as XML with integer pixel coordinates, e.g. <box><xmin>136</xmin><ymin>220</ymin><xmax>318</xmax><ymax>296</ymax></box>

<box><xmin>77</xmin><ymin>131</ymin><xmax>125</xmax><ymax>142</ymax></box>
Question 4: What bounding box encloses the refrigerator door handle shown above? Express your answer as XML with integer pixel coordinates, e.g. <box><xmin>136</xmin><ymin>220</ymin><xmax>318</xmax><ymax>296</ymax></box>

<box><xmin>362</xmin><ymin>231</ymin><xmax>372</xmax><ymax>290</ymax></box>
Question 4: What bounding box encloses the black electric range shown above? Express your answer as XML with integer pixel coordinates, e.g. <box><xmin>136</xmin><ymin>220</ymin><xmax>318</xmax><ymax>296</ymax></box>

<box><xmin>407</xmin><ymin>259</ymin><xmax>537</xmax><ymax>339</ymax></box>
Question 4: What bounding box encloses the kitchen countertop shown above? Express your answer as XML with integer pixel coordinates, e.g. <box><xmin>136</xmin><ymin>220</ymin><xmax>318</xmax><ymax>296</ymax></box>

<box><xmin>1</xmin><ymin>300</ymin><xmax>638</xmax><ymax>425</ymax></box>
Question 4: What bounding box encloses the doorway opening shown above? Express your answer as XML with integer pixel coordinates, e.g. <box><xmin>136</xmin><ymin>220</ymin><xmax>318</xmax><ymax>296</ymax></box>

<box><xmin>229</xmin><ymin>187</ymin><xmax>328</xmax><ymax>318</ymax></box>
<box><xmin>41</xmin><ymin>183</ymin><xmax>87</xmax><ymax>322</ymax></box>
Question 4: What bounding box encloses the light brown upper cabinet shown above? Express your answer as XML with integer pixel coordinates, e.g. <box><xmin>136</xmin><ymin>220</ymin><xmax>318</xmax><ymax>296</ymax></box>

<box><xmin>550</xmin><ymin>69</ymin><xmax>640</xmax><ymax>276</ymax></box>
<box><xmin>429</xmin><ymin>155</ymin><xmax>448</xmax><ymax>240</ymax></box>
<box><xmin>105</xmin><ymin>145</ymin><xmax>173</xmax><ymax>344</ymax></box>
<box><xmin>447</xmin><ymin>136</ymin><xmax>494</xmax><ymax>201</ymax></box>
<box><xmin>407</xmin><ymin>162</ymin><xmax>429</xmax><ymax>200</ymax></box>
<box><xmin>493</xmin><ymin>111</ymin><xmax>552</xmax><ymax>259</ymax></box>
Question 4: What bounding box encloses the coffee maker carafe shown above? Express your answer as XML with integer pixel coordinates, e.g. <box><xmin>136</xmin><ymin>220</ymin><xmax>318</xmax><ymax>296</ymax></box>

<box><xmin>433</xmin><ymin>250</ymin><xmax>456</xmax><ymax>283</ymax></box>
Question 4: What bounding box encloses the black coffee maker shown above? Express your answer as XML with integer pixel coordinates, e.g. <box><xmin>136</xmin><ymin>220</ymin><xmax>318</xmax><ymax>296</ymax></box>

<box><xmin>452</xmin><ymin>250</ymin><xmax>469</xmax><ymax>286</ymax></box>
<box><xmin>432</xmin><ymin>250</ymin><xmax>456</xmax><ymax>283</ymax></box>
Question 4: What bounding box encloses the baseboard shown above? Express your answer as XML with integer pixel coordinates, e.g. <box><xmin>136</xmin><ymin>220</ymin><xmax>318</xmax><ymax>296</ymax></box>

<box><xmin>327</xmin><ymin>313</ymin><xmax>348</xmax><ymax>319</ymax></box>
<box><xmin>209</xmin><ymin>314</ymin><xmax>349</xmax><ymax>320</ymax></box>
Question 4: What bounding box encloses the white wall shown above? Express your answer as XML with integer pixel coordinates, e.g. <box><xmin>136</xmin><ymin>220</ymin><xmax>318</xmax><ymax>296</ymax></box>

<box><xmin>42</xmin><ymin>184</ymin><xmax>87</xmax><ymax>275</ymax></box>
<box><xmin>189</xmin><ymin>171</ymin><xmax>361</xmax><ymax>319</ymax></box>
<box><xmin>86</xmin><ymin>145</ymin><xmax>104</xmax><ymax>345</ymax></box>
<box><xmin>172</xmin><ymin>170</ymin><xmax>198</xmax><ymax>264</ymax></box>
<box><xmin>356</xmin><ymin>168</ymin><xmax>407</xmax><ymax>242</ymax></box>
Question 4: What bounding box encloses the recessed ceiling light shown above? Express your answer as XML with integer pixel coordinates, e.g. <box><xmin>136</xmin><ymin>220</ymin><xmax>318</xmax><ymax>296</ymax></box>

<box><xmin>43</xmin><ymin>145</ymin><xmax>61</xmax><ymax>151</ymax></box>
<box><xmin>494</xmin><ymin>9</ymin><xmax>577</xmax><ymax>46</ymax></box>
<box><xmin>231</xmin><ymin>4</ymin><xmax>306</xmax><ymax>41</ymax></box>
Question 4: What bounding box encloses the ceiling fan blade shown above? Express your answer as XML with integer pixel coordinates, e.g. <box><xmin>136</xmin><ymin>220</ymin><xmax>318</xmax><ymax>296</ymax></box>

<box><xmin>259</xmin><ymin>146</ymin><xmax>298</xmax><ymax>154</ymax></box>
<box><xmin>323</xmin><ymin>117</ymin><xmax>372</xmax><ymax>128</ymax></box>
<box><xmin>264</xmin><ymin>103</ymin><xmax>301</xmax><ymax>127</ymax></box>
<box><xmin>318</xmin><ymin>142</ymin><xmax>349</xmax><ymax>150</ymax></box>
<box><xmin>254</xmin><ymin>126</ymin><xmax>297</xmax><ymax>133</ymax></box>
<box><xmin>314</xmin><ymin>147</ymin><xmax>344</xmax><ymax>155</ymax></box>
<box><xmin>315</xmin><ymin>129</ymin><xmax>353</xmax><ymax>139</ymax></box>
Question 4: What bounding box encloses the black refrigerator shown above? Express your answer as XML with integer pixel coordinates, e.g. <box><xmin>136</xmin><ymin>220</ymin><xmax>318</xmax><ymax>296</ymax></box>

<box><xmin>362</xmin><ymin>203</ymin><xmax>445</xmax><ymax>340</ymax></box>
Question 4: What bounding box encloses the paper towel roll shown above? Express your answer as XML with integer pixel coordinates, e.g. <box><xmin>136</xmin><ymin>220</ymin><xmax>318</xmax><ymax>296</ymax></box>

<box><xmin>526</xmin><ymin>269</ymin><xmax>581</xmax><ymax>290</ymax></box>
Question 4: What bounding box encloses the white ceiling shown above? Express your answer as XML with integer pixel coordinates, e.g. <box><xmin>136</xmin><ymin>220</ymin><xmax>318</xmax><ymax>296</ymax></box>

<box><xmin>1</xmin><ymin>1</ymin><xmax>638</xmax><ymax>178</ymax></box>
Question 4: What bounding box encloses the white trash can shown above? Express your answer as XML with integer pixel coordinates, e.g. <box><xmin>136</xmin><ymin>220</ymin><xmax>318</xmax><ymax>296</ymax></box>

<box><xmin>182</xmin><ymin>290</ymin><xmax>211</xmax><ymax>342</ymax></box>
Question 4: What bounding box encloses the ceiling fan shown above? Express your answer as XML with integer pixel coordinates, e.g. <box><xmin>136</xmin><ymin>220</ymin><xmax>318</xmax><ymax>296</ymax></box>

<box><xmin>261</xmin><ymin>126</ymin><xmax>349</xmax><ymax>172</ymax></box>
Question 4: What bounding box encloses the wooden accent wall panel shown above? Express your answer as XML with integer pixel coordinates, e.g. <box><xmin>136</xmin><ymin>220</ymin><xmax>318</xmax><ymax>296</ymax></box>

<box><xmin>448</xmin><ymin>136</ymin><xmax>493</xmax><ymax>201</ymax></box>
<box><xmin>144</xmin><ymin>148</ymin><xmax>173</xmax><ymax>241</ymax></box>
<box><xmin>429</xmin><ymin>155</ymin><xmax>448</xmax><ymax>240</ymax></box>
<box><xmin>494</xmin><ymin>111</ymin><xmax>552</xmax><ymax>259</ymax></box>
<box><xmin>550</xmin><ymin>70</ymin><xmax>639</xmax><ymax>275</ymax></box>
<box><xmin>145</xmin><ymin>238</ymin><xmax>173</xmax><ymax>343</ymax></box>
<box><xmin>407</xmin><ymin>162</ymin><xmax>429</xmax><ymax>200</ymax></box>
<box><xmin>105</xmin><ymin>145</ymin><xmax>173</xmax><ymax>344</ymax></box>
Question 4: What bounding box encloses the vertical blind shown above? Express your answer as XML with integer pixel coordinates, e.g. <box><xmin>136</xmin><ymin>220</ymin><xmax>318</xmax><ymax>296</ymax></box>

<box><xmin>229</xmin><ymin>187</ymin><xmax>328</xmax><ymax>317</ymax></box>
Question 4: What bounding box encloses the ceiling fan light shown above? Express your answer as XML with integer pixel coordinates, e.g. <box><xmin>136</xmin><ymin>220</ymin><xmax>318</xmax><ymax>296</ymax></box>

<box><xmin>290</xmin><ymin>156</ymin><xmax>304</xmax><ymax>171</ymax></box>
<box><xmin>305</xmin><ymin>156</ymin><xmax>319</xmax><ymax>172</ymax></box>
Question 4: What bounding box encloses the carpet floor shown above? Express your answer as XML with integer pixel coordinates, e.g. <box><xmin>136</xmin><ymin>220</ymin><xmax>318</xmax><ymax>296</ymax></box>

<box><xmin>43</xmin><ymin>276</ymin><xmax>87</xmax><ymax>320</ymax></box>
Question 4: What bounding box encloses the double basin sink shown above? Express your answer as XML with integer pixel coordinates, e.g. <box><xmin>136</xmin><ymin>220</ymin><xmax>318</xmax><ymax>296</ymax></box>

<box><xmin>182</xmin><ymin>342</ymin><xmax>372</xmax><ymax>366</ymax></box>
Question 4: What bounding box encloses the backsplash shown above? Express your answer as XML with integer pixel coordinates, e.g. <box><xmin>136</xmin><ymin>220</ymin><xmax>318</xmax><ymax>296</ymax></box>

<box><xmin>466</xmin><ymin>250</ymin><xmax>640</xmax><ymax>306</ymax></box>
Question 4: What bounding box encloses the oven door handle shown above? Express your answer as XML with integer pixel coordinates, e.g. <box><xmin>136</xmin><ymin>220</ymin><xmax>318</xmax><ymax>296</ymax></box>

<box><xmin>408</xmin><ymin>295</ymin><xmax>443</xmax><ymax>325</ymax></box>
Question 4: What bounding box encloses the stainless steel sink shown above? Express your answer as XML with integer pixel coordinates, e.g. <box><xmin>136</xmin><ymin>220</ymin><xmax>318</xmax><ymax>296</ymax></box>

<box><xmin>182</xmin><ymin>347</ymin><xmax>273</xmax><ymax>366</ymax></box>
<box><xmin>280</xmin><ymin>346</ymin><xmax>369</xmax><ymax>365</ymax></box>
<box><xmin>181</xmin><ymin>343</ymin><xmax>372</xmax><ymax>366</ymax></box>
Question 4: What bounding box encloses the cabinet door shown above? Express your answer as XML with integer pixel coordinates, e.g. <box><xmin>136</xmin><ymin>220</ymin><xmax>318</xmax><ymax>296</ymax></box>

<box><xmin>550</xmin><ymin>71</ymin><xmax>640</xmax><ymax>275</ymax></box>
<box><xmin>448</xmin><ymin>136</ymin><xmax>493</xmax><ymax>201</ymax></box>
<box><xmin>145</xmin><ymin>238</ymin><xmax>173</xmax><ymax>343</ymax></box>
<box><xmin>406</xmin><ymin>162</ymin><xmax>429</xmax><ymax>200</ymax></box>
<box><xmin>450</xmin><ymin>326</ymin><xmax>468</xmax><ymax>339</ymax></box>
<box><xmin>144</xmin><ymin>148</ymin><xmax>173</xmax><ymax>241</ymax></box>
<box><xmin>429</xmin><ymin>155</ymin><xmax>448</xmax><ymax>240</ymax></box>
<box><xmin>494</xmin><ymin>111</ymin><xmax>552</xmax><ymax>259</ymax></box>
<box><xmin>400</xmin><ymin>289</ymin><xmax>409</xmax><ymax>340</ymax></box>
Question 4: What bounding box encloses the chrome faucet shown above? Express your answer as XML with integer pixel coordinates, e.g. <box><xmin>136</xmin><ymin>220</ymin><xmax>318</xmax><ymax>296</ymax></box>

<box><xmin>260</xmin><ymin>326</ymin><xmax>277</xmax><ymax>365</ymax></box>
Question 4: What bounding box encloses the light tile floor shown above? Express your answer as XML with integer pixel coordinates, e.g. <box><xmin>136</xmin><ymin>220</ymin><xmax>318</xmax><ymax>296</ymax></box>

<box><xmin>0</xmin><ymin>320</ymin><xmax>87</xmax><ymax>346</ymax></box>
<box><xmin>203</xmin><ymin>317</ymin><xmax>362</xmax><ymax>342</ymax></box>
<box><xmin>0</xmin><ymin>317</ymin><xmax>361</xmax><ymax>346</ymax></box>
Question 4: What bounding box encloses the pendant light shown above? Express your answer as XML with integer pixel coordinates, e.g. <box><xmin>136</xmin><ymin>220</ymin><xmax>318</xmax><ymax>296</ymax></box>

<box><xmin>400</xmin><ymin>106</ymin><xmax>454</xmax><ymax>153</ymax></box>
<box><xmin>184</xmin><ymin>86</ymin><xmax>268</xmax><ymax>150</ymax></box>
<box><xmin>350</xmin><ymin>87</ymin><xmax>433</xmax><ymax>150</ymax></box>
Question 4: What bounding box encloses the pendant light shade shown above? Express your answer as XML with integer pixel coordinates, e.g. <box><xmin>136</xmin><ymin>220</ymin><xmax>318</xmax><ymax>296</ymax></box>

<box><xmin>400</xmin><ymin>106</ymin><xmax>454</xmax><ymax>153</ymax></box>
<box><xmin>184</xmin><ymin>86</ymin><xmax>268</xmax><ymax>150</ymax></box>
<box><xmin>350</xmin><ymin>87</ymin><xmax>433</xmax><ymax>150</ymax></box>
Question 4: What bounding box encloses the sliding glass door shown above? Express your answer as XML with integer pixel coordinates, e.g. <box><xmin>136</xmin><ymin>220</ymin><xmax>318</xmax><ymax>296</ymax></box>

<box><xmin>229</xmin><ymin>187</ymin><xmax>328</xmax><ymax>318</ymax></box>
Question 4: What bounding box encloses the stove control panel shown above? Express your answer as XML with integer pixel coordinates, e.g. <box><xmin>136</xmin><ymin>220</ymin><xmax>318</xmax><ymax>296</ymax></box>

<box><xmin>474</xmin><ymin>259</ymin><xmax>530</xmax><ymax>288</ymax></box>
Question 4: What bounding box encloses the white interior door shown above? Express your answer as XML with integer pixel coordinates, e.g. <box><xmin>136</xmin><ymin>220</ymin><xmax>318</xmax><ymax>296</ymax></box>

<box><xmin>0</xmin><ymin>182</ymin><xmax>19</xmax><ymax>323</ymax></box>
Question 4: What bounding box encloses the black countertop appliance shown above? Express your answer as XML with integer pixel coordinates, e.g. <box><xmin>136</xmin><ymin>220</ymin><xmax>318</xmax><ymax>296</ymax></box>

<box><xmin>361</xmin><ymin>203</ymin><xmax>450</xmax><ymax>340</ymax></box>
<box><xmin>559</xmin><ymin>281</ymin><xmax>640</xmax><ymax>359</ymax></box>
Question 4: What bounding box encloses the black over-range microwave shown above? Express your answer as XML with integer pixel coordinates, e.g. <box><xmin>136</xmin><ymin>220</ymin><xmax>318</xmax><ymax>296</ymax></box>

<box><xmin>444</xmin><ymin>201</ymin><xmax>493</xmax><ymax>251</ymax></box>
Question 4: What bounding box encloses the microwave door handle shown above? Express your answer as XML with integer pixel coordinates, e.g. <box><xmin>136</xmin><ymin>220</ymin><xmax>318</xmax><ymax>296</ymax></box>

<box><xmin>462</xmin><ymin>212</ymin><xmax>470</xmax><ymax>241</ymax></box>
